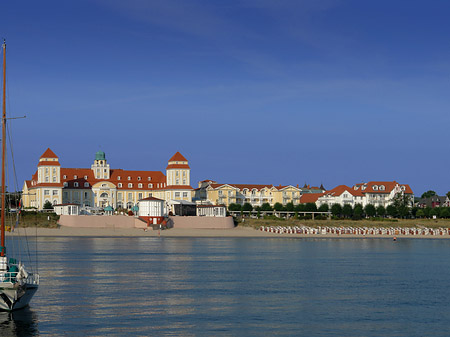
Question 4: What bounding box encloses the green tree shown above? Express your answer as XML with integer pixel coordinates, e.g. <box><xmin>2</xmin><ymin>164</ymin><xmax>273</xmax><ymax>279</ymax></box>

<box><xmin>260</xmin><ymin>203</ymin><xmax>273</xmax><ymax>211</ymax></box>
<box><xmin>285</xmin><ymin>202</ymin><xmax>294</xmax><ymax>212</ymax></box>
<box><xmin>242</xmin><ymin>203</ymin><xmax>253</xmax><ymax>212</ymax></box>
<box><xmin>447</xmin><ymin>191</ymin><xmax>450</xmax><ymax>200</ymax></box>
<box><xmin>416</xmin><ymin>209</ymin><xmax>425</xmax><ymax>218</ymax></box>
<box><xmin>376</xmin><ymin>205</ymin><xmax>386</xmax><ymax>217</ymax></box>
<box><xmin>421</xmin><ymin>190</ymin><xmax>437</xmax><ymax>199</ymax></box>
<box><xmin>364</xmin><ymin>204</ymin><xmax>376</xmax><ymax>217</ymax></box>
<box><xmin>353</xmin><ymin>204</ymin><xmax>363</xmax><ymax>219</ymax></box>
<box><xmin>342</xmin><ymin>204</ymin><xmax>353</xmax><ymax>218</ymax></box>
<box><xmin>304</xmin><ymin>203</ymin><xmax>317</xmax><ymax>212</ymax></box>
<box><xmin>423</xmin><ymin>207</ymin><xmax>432</xmax><ymax>218</ymax></box>
<box><xmin>392</xmin><ymin>192</ymin><xmax>412</xmax><ymax>218</ymax></box>
<box><xmin>386</xmin><ymin>205</ymin><xmax>397</xmax><ymax>218</ymax></box>
<box><xmin>228</xmin><ymin>203</ymin><xmax>241</xmax><ymax>212</ymax></box>
<box><xmin>430</xmin><ymin>207</ymin><xmax>440</xmax><ymax>218</ymax></box>
<box><xmin>318</xmin><ymin>203</ymin><xmax>329</xmax><ymax>212</ymax></box>
<box><xmin>274</xmin><ymin>202</ymin><xmax>284</xmax><ymax>212</ymax></box>
<box><xmin>294</xmin><ymin>204</ymin><xmax>305</xmax><ymax>212</ymax></box>
<box><xmin>440</xmin><ymin>207</ymin><xmax>450</xmax><ymax>218</ymax></box>
<box><xmin>331</xmin><ymin>204</ymin><xmax>342</xmax><ymax>217</ymax></box>
<box><xmin>43</xmin><ymin>200</ymin><xmax>53</xmax><ymax>210</ymax></box>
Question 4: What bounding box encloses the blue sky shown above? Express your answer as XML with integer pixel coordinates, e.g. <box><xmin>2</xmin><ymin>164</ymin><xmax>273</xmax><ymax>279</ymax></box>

<box><xmin>2</xmin><ymin>0</ymin><xmax>450</xmax><ymax>195</ymax></box>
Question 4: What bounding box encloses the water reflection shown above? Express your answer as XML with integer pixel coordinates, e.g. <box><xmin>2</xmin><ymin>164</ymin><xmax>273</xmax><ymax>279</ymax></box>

<box><xmin>0</xmin><ymin>308</ymin><xmax>39</xmax><ymax>337</ymax></box>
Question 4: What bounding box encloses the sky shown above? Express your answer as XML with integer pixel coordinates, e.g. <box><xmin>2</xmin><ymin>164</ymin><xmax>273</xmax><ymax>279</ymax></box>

<box><xmin>1</xmin><ymin>0</ymin><xmax>450</xmax><ymax>196</ymax></box>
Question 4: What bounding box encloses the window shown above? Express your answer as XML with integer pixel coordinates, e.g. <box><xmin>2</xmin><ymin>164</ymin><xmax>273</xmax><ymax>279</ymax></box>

<box><xmin>138</xmin><ymin>177</ymin><xmax>141</xmax><ymax>181</ymax></box>
<box><xmin>74</xmin><ymin>182</ymin><xmax>79</xmax><ymax>187</ymax></box>
<box><xmin>118</xmin><ymin>183</ymin><xmax>122</xmax><ymax>188</ymax></box>
<box><xmin>148</xmin><ymin>183</ymin><xmax>153</xmax><ymax>188</ymax></box>
<box><xmin>148</xmin><ymin>177</ymin><xmax>151</xmax><ymax>181</ymax></box>
<box><xmin>45</xmin><ymin>168</ymin><xmax>49</xmax><ymax>174</ymax></box>
<box><xmin>52</xmin><ymin>176</ymin><xmax>56</xmax><ymax>182</ymax></box>
<box><xmin>401</xmin><ymin>186</ymin><xmax>406</xmax><ymax>191</ymax></box>
<box><xmin>84</xmin><ymin>182</ymin><xmax>89</xmax><ymax>187</ymax></box>
<box><xmin>53</xmin><ymin>190</ymin><xmax>58</xmax><ymax>195</ymax></box>
<box><xmin>63</xmin><ymin>175</ymin><xmax>67</xmax><ymax>179</ymax></box>
<box><xmin>128</xmin><ymin>176</ymin><xmax>131</xmax><ymax>181</ymax></box>
<box><xmin>183</xmin><ymin>179</ymin><xmax>186</xmax><ymax>185</ymax></box>
<box><xmin>74</xmin><ymin>175</ymin><xmax>77</xmax><ymax>179</ymax></box>
<box><xmin>118</xmin><ymin>176</ymin><xmax>121</xmax><ymax>180</ymax></box>
<box><xmin>118</xmin><ymin>193</ymin><xmax>122</xmax><ymax>200</ymax></box>
<box><xmin>176</xmin><ymin>179</ymin><xmax>179</xmax><ymax>184</ymax></box>
<box><xmin>138</xmin><ymin>193</ymin><xmax>143</xmax><ymax>200</ymax></box>
<box><xmin>138</xmin><ymin>183</ymin><xmax>142</xmax><ymax>188</ymax></box>
<box><xmin>128</xmin><ymin>183</ymin><xmax>133</xmax><ymax>188</ymax></box>
<box><xmin>84</xmin><ymin>176</ymin><xmax>88</xmax><ymax>179</ymax></box>
<box><xmin>373</xmin><ymin>185</ymin><xmax>378</xmax><ymax>191</ymax></box>
<box><xmin>44</xmin><ymin>190</ymin><xmax>49</xmax><ymax>195</ymax></box>
<box><xmin>183</xmin><ymin>192</ymin><xmax>188</xmax><ymax>198</ymax></box>
<box><xmin>101</xmin><ymin>184</ymin><xmax>107</xmax><ymax>187</ymax></box>
<box><xmin>100</xmin><ymin>192</ymin><xmax>108</xmax><ymax>198</ymax></box>
<box><xmin>157</xmin><ymin>183</ymin><xmax>160</xmax><ymax>188</ymax></box>
<box><xmin>128</xmin><ymin>193</ymin><xmax>132</xmax><ymax>200</ymax></box>
<box><xmin>84</xmin><ymin>192</ymin><xmax>89</xmax><ymax>198</ymax></box>
<box><xmin>63</xmin><ymin>182</ymin><xmax>68</xmax><ymax>187</ymax></box>
<box><xmin>175</xmin><ymin>192</ymin><xmax>180</xmax><ymax>198</ymax></box>
<box><xmin>53</xmin><ymin>168</ymin><xmax>56</xmax><ymax>174</ymax></box>
<box><xmin>45</xmin><ymin>176</ymin><xmax>49</xmax><ymax>182</ymax></box>
<box><xmin>183</xmin><ymin>171</ymin><xmax>186</xmax><ymax>176</ymax></box>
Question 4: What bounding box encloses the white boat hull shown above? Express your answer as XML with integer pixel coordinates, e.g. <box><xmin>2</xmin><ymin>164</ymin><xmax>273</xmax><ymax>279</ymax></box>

<box><xmin>0</xmin><ymin>283</ymin><xmax>38</xmax><ymax>311</ymax></box>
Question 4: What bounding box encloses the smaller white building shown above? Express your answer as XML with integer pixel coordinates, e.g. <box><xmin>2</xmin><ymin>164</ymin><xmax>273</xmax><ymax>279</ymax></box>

<box><xmin>54</xmin><ymin>204</ymin><xmax>80</xmax><ymax>216</ymax></box>
<box><xmin>138</xmin><ymin>196</ymin><xmax>165</xmax><ymax>225</ymax></box>
<box><xmin>197</xmin><ymin>205</ymin><xmax>226</xmax><ymax>217</ymax></box>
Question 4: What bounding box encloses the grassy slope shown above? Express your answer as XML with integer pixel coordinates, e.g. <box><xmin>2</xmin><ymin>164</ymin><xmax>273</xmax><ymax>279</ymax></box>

<box><xmin>239</xmin><ymin>217</ymin><xmax>450</xmax><ymax>229</ymax></box>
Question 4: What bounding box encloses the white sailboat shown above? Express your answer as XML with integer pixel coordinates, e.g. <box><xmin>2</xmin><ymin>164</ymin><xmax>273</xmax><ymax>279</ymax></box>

<box><xmin>0</xmin><ymin>40</ymin><xmax>39</xmax><ymax>311</ymax></box>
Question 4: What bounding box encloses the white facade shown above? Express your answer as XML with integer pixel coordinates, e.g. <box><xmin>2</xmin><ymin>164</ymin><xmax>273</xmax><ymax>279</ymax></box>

<box><xmin>138</xmin><ymin>197</ymin><xmax>165</xmax><ymax>217</ymax></box>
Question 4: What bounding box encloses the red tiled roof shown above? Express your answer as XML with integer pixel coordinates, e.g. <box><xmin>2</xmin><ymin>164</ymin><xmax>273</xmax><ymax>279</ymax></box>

<box><xmin>168</xmin><ymin>152</ymin><xmax>188</xmax><ymax>162</ymax></box>
<box><xmin>354</xmin><ymin>181</ymin><xmax>413</xmax><ymax>195</ymax></box>
<box><xmin>300</xmin><ymin>193</ymin><xmax>324</xmax><ymax>204</ymax></box>
<box><xmin>37</xmin><ymin>161</ymin><xmax>61</xmax><ymax>167</ymax></box>
<box><xmin>166</xmin><ymin>163</ymin><xmax>190</xmax><ymax>169</ymax></box>
<box><xmin>60</xmin><ymin>168</ymin><xmax>167</xmax><ymax>190</ymax></box>
<box><xmin>40</xmin><ymin>148</ymin><xmax>58</xmax><ymax>159</ymax></box>
<box><xmin>324</xmin><ymin>185</ymin><xmax>363</xmax><ymax>197</ymax></box>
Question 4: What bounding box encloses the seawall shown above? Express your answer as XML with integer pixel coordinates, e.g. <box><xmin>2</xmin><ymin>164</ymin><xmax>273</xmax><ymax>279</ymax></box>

<box><xmin>59</xmin><ymin>215</ymin><xmax>147</xmax><ymax>229</ymax></box>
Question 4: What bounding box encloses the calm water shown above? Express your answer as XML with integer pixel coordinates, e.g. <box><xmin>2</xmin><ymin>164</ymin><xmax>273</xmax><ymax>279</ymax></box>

<box><xmin>2</xmin><ymin>236</ymin><xmax>450</xmax><ymax>336</ymax></box>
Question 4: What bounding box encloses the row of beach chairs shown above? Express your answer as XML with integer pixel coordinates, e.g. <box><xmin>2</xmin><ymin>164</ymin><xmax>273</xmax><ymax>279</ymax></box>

<box><xmin>259</xmin><ymin>226</ymin><xmax>450</xmax><ymax>236</ymax></box>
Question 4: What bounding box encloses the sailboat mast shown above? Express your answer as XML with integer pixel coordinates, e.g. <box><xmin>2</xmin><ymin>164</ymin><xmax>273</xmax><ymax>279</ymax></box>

<box><xmin>1</xmin><ymin>40</ymin><xmax>6</xmax><ymax>257</ymax></box>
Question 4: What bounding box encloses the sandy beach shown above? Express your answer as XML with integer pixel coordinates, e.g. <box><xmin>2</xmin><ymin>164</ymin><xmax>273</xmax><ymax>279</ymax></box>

<box><xmin>6</xmin><ymin>226</ymin><xmax>450</xmax><ymax>239</ymax></box>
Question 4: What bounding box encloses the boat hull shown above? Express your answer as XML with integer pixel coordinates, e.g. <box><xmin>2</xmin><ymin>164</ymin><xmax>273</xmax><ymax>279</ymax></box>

<box><xmin>0</xmin><ymin>283</ymin><xmax>39</xmax><ymax>311</ymax></box>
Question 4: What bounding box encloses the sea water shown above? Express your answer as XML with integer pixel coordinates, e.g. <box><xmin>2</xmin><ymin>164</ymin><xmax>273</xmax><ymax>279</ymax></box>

<box><xmin>1</xmin><ymin>236</ymin><xmax>450</xmax><ymax>336</ymax></box>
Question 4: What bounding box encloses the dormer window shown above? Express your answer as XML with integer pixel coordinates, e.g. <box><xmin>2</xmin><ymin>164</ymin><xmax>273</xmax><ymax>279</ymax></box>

<box><xmin>74</xmin><ymin>182</ymin><xmax>79</xmax><ymax>187</ymax></box>
<box><xmin>118</xmin><ymin>176</ymin><xmax>121</xmax><ymax>180</ymax></box>
<box><xmin>128</xmin><ymin>176</ymin><xmax>131</xmax><ymax>181</ymax></box>
<box><xmin>147</xmin><ymin>177</ymin><xmax>151</xmax><ymax>181</ymax></box>
<box><xmin>401</xmin><ymin>186</ymin><xmax>406</xmax><ymax>191</ymax></box>
<box><xmin>138</xmin><ymin>183</ymin><xmax>142</xmax><ymax>188</ymax></box>
<box><xmin>63</xmin><ymin>175</ymin><xmax>67</xmax><ymax>179</ymax></box>
<box><xmin>74</xmin><ymin>175</ymin><xmax>77</xmax><ymax>179</ymax></box>
<box><xmin>84</xmin><ymin>182</ymin><xmax>89</xmax><ymax>187</ymax></box>
<box><xmin>63</xmin><ymin>182</ymin><xmax>68</xmax><ymax>187</ymax></box>
<box><xmin>373</xmin><ymin>185</ymin><xmax>378</xmax><ymax>191</ymax></box>
<box><xmin>380</xmin><ymin>185</ymin><xmax>385</xmax><ymax>191</ymax></box>
<box><xmin>148</xmin><ymin>183</ymin><xmax>153</xmax><ymax>188</ymax></box>
<box><xmin>84</xmin><ymin>176</ymin><xmax>88</xmax><ymax>180</ymax></box>
<box><xmin>138</xmin><ymin>177</ymin><xmax>141</xmax><ymax>181</ymax></box>
<box><xmin>118</xmin><ymin>183</ymin><xmax>122</xmax><ymax>188</ymax></box>
<box><xmin>128</xmin><ymin>183</ymin><xmax>133</xmax><ymax>188</ymax></box>
<box><xmin>101</xmin><ymin>184</ymin><xmax>107</xmax><ymax>187</ymax></box>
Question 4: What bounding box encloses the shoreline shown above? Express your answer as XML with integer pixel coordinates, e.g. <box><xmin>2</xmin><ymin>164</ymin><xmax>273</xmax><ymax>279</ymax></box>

<box><xmin>6</xmin><ymin>226</ymin><xmax>450</xmax><ymax>239</ymax></box>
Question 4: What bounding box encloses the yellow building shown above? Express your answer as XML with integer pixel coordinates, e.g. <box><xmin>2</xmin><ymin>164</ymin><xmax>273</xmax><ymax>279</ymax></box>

<box><xmin>22</xmin><ymin>149</ymin><xmax>193</xmax><ymax>211</ymax></box>
<box><xmin>202</xmin><ymin>183</ymin><xmax>302</xmax><ymax>208</ymax></box>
